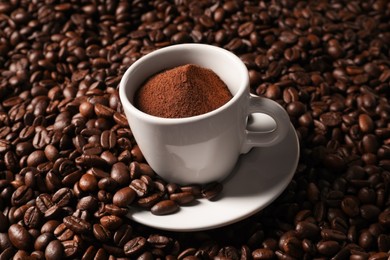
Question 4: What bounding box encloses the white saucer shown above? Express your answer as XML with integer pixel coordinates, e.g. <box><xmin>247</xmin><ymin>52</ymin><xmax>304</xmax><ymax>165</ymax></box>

<box><xmin>126</xmin><ymin>121</ymin><xmax>299</xmax><ymax>232</ymax></box>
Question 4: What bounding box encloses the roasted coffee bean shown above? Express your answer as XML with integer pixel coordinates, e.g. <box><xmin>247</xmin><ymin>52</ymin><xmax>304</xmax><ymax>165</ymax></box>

<box><xmin>76</xmin><ymin>154</ymin><xmax>108</xmax><ymax>168</ymax></box>
<box><xmin>104</xmin><ymin>203</ymin><xmax>128</xmax><ymax>216</ymax></box>
<box><xmin>360</xmin><ymin>204</ymin><xmax>381</xmax><ymax>220</ymax></box>
<box><xmin>111</xmin><ymin>162</ymin><xmax>130</xmax><ymax>186</ymax></box>
<box><xmin>8</xmin><ymin>224</ymin><xmax>33</xmax><ymax>250</ymax></box>
<box><xmin>98</xmin><ymin>177</ymin><xmax>118</xmax><ymax>192</ymax></box>
<box><xmin>41</xmin><ymin>220</ymin><xmax>61</xmax><ymax>234</ymax></box>
<box><xmin>216</xmin><ymin>246</ymin><xmax>240</xmax><ymax>259</ymax></box>
<box><xmin>178</xmin><ymin>248</ymin><xmax>197</xmax><ymax>259</ymax></box>
<box><xmin>0</xmin><ymin>139</ymin><xmax>11</xmax><ymax>153</ymax></box>
<box><xmin>287</xmin><ymin>101</ymin><xmax>307</xmax><ymax>118</ymax></box>
<box><xmin>24</xmin><ymin>206</ymin><xmax>42</xmax><ymax>228</ymax></box>
<box><xmin>77</xmin><ymin>195</ymin><xmax>98</xmax><ymax>211</ymax></box>
<box><xmin>128</xmin><ymin>144</ymin><xmax>142</xmax><ymax>162</ymax></box>
<box><xmin>81</xmin><ymin>245</ymin><xmax>98</xmax><ymax>260</ymax></box>
<box><xmin>100</xmin><ymin>150</ymin><xmax>118</xmax><ymax>165</ymax></box>
<box><xmin>45</xmin><ymin>240</ymin><xmax>64</xmax><ymax>260</ymax></box>
<box><xmin>61</xmin><ymin>170</ymin><xmax>82</xmax><ymax>186</ymax></box>
<box><xmin>320</xmin><ymin>112</ymin><xmax>342</xmax><ymax>127</ymax></box>
<box><xmin>0</xmin><ymin>247</ymin><xmax>15</xmax><ymax>260</ymax></box>
<box><xmin>79</xmin><ymin>101</ymin><xmax>94</xmax><ymax>118</ymax></box>
<box><xmin>44</xmin><ymin>144</ymin><xmax>59</xmax><ymax>162</ymax></box>
<box><xmin>45</xmin><ymin>171</ymin><xmax>61</xmax><ymax>192</ymax></box>
<box><xmin>102</xmin><ymin>243</ymin><xmax>124</xmax><ymax>256</ymax></box>
<box><xmin>341</xmin><ymin>196</ymin><xmax>360</xmax><ymax>217</ymax></box>
<box><xmin>78</xmin><ymin>173</ymin><xmax>98</xmax><ymax>192</ymax></box>
<box><xmin>359</xmin><ymin>230</ymin><xmax>375</xmax><ymax>250</ymax></box>
<box><xmin>97</xmin><ymin>190</ymin><xmax>113</xmax><ymax>203</ymax></box>
<box><xmin>368</xmin><ymin>252</ymin><xmax>390</xmax><ymax>260</ymax></box>
<box><xmin>54</xmin><ymin>223</ymin><xmax>74</xmax><ymax>241</ymax></box>
<box><xmin>73</xmin><ymin>135</ymin><xmax>86</xmax><ymax>154</ymax></box>
<box><xmin>62</xmin><ymin>239</ymin><xmax>80</xmax><ymax>258</ymax></box>
<box><xmin>52</xmin><ymin>187</ymin><xmax>73</xmax><ymax>207</ymax></box>
<box><xmin>124</xmin><ymin>236</ymin><xmax>147</xmax><ymax>257</ymax></box>
<box><xmin>34</xmin><ymin>232</ymin><xmax>55</xmax><ymax>251</ymax></box>
<box><xmin>201</xmin><ymin>182</ymin><xmax>223</xmax><ymax>200</ymax></box>
<box><xmin>138</xmin><ymin>163</ymin><xmax>155</xmax><ymax>177</ymax></box>
<box><xmin>82</xmin><ymin>143</ymin><xmax>102</xmax><ymax>155</ymax></box>
<box><xmin>94</xmin><ymin>248</ymin><xmax>109</xmax><ymax>259</ymax></box>
<box><xmin>316</xmin><ymin>240</ymin><xmax>341</xmax><ymax>256</ymax></box>
<box><xmin>378</xmin><ymin>211</ymin><xmax>390</xmax><ymax>228</ymax></box>
<box><xmin>320</xmin><ymin>229</ymin><xmax>347</xmax><ymax>241</ymax></box>
<box><xmin>302</xmin><ymin>238</ymin><xmax>316</xmax><ymax>255</ymax></box>
<box><xmin>181</xmin><ymin>185</ymin><xmax>202</xmax><ymax>197</ymax></box>
<box><xmin>252</xmin><ymin>248</ymin><xmax>275</xmax><ymax>260</ymax></box>
<box><xmin>113</xmin><ymin>224</ymin><xmax>133</xmax><ymax>247</ymax></box>
<box><xmin>19</xmin><ymin>126</ymin><xmax>35</xmax><ymax>141</ymax></box>
<box><xmin>137</xmin><ymin>193</ymin><xmax>162</xmax><ymax>208</ymax></box>
<box><xmin>100</xmin><ymin>215</ymin><xmax>123</xmax><ymax>230</ymax></box>
<box><xmin>94</xmin><ymin>103</ymin><xmax>114</xmax><ymax>118</ymax></box>
<box><xmin>13</xmin><ymin>204</ymin><xmax>30</xmax><ymax>222</ymax></box>
<box><xmin>33</xmin><ymin>129</ymin><xmax>50</xmax><ymax>149</ymax></box>
<box><xmin>0</xmin><ymin>232</ymin><xmax>12</xmax><ymax>252</ymax></box>
<box><xmin>44</xmin><ymin>205</ymin><xmax>62</xmax><ymax>219</ymax></box>
<box><xmin>11</xmin><ymin>185</ymin><xmax>33</xmax><ymax>206</ymax></box>
<box><xmin>295</xmin><ymin>221</ymin><xmax>320</xmax><ymax>239</ymax></box>
<box><xmin>169</xmin><ymin>192</ymin><xmax>195</xmax><ymax>205</ymax></box>
<box><xmin>151</xmin><ymin>200</ymin><xmax>179</xmax><ymax>215</ymax></box>
<box><xmin>377</xmin><ymin>234</ymin><xmax>390</xmax><ymax>252</ymax></box>
<box><xmin>166</xmin><ymin>183</ymin><xmax>180</xmax><ymax>194</ymax></box>
<box><xmin>147</xmin><ymin>234</ymin><xmax>172</xmax><ymax>249</ymax></box>
<box><xmin>113</xmin><ymin>187</ymin><xmax>136</xmax><ymax>207</ymax></box>
<box><xmin>130</xmin><ymin>179</ymin><xmax>150</xmax><ymax>197</ymax></box>
<box><xmin>114</xmin><ymin>112</ymin><xmax>129</xmax><ymax>127</ymax></box>
<box><xmin>153</xmin><ymin>180</ymin><xmax>166</xmax><ymax>194</ymax></box>
<box><xmin>368</xmin><ymin>223</ymin><xmax>384</xmax><ymax>237</ymax></box>
<box><xmin>93</xmin><ymin>224</ymin><xmax>112</xmax><ymax>242</ymax></box>
<box><xmin>139</xmin><ymin>174</ymin><xmax>152</xmax><ymax>187</ymax></box>
<box><xmin>101</xmin><ymin>130</ymin><xmax>116</xmax><ymax>149</ymax></box>
<box><xmin>63</xmin><ymin>215</ymin><xmax>91</xmax><ymax>234</ymax></box>
<box><xmin>279</xmin><ymin>232</ymin><xmax>303</xmax><ymax>258</ymax></box>
<box><xmin>13</xmin><ymin>250</ymin><xmax>31</xmax><ymax>259</ymax></box>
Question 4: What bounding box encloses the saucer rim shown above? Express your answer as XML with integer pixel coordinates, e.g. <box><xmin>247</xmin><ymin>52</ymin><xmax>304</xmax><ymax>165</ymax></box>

<box><xmin>126</xmin><ymin>123</ymin><xmax>299</xmax><ymax>231</ymax></box>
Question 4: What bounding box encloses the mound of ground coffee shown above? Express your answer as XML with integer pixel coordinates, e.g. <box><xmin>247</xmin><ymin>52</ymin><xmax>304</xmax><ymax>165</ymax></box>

<box><xmin>134</xmin><ymin>64</ymin><xmax>233</xmax><ymax>118</ymax></box>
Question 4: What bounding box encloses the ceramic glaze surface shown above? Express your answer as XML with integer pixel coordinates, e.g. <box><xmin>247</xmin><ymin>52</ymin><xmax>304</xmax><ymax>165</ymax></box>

<box><xmin>119</xmin><ymin>44</ymin><xmax>290</xmax><ymax>184</ymax></box>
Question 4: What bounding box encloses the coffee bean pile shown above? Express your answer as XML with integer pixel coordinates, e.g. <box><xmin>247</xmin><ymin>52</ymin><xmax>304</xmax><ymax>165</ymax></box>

<box><xmin>1</xmin><ymin>0</ymin><xmax>390</xmax><ymax>259</ymax></box>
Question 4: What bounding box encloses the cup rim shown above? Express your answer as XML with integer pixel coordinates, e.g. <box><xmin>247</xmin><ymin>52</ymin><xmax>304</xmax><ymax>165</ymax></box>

<box><xmin>119</xmin><ymin>43</ymin><xmax>249</xmax><ymax>125</ymax></box>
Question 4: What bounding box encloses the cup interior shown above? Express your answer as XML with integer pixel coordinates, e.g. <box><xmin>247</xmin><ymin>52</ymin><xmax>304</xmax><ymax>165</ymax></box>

<box><xmin>120</xmin><ymin>44</ymin><xmax>249</xmax><ymax>120</ymax></box>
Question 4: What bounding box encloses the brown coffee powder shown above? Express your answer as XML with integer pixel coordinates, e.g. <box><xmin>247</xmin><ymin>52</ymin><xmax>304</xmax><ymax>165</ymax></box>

<box><xmin>134</xmin><ymin>64</ymin><xmax>233</xmax><ymax>118</ymax></box>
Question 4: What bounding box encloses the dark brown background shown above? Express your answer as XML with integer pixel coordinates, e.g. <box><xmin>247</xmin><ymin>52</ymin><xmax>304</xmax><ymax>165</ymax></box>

<box><xmin>0</xmin><ymin>0</ymin><xmax>389</xmax><ymax>259</ymax></box>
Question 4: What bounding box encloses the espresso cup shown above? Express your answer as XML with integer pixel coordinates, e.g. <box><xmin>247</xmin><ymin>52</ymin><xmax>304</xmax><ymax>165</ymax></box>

<box><xmin>119</xmin><ymin>44</ymin><xmax>290</xmax><ymax>184</ymax></box>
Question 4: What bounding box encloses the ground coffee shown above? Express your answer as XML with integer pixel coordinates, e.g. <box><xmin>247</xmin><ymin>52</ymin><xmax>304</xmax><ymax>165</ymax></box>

<box><xmin>134</xmin><ymin>64</ymin><xmax>233</xmax><ymax>118</ymax></box>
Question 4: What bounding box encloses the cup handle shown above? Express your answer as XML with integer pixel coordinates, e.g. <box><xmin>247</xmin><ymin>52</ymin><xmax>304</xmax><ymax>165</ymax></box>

<box><xmin>241</xmin><ymin>94</ymin><xmax>290</xmax><ymax>154</ymax></box>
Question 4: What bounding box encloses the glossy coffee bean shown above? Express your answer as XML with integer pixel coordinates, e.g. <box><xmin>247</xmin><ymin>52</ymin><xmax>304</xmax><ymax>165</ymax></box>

<box><xmin>8</xmin><ymin>224</ymin><xmax>33</xmax><ymax>251</ymax></box>
<box><xmin>111</xmin><ymin>162</ymin><xmax>130</xmax><ymax>186</ymax></box>
<box><xmin>169</xmin><ymin>192</ymin><xmax>195</xmax><ymax>205</ymax></box>
<box><xmin>93</xmin><ymin>224</ymin><xmax>112</xmax><ymax>242</ymax></box>
<box><xmin>124</xmin><ymin>237</ymin><xmax>147</xmax><ymax>257</ymax></box>
<box><xmin>63</xmin><ymin>216</ymin><xmax>91</xmax><ymax>234</ymax></box>
<box><xmin>34</xmin><ymin>232</ymin><xmax>55</xmax><ymax>251</ymax></box>
<box><xmin>151</xmin><ymin>200</ymin><xmax>179</xmax><ymax>215</ymax></box>
<box><xmin>45</xmin><ymin>240</ymin><xmax>64</xmax><ymax>260</ymax></box>
<box><xmin>113</xmin><ymin>187</ymin><xmax>136</xmax><ymax>207</ymax></box>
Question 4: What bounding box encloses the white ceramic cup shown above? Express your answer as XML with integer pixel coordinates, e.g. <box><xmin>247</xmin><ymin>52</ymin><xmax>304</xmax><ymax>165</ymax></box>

<box><xmin>119</xmin><ymin>44</ymin><xmax>290</xmax><ymax>185</ymax></box>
